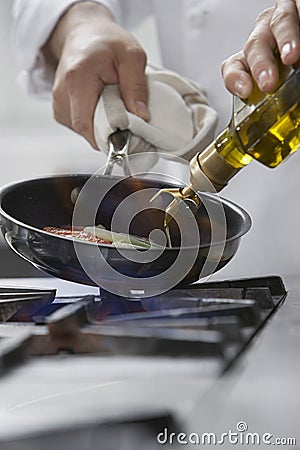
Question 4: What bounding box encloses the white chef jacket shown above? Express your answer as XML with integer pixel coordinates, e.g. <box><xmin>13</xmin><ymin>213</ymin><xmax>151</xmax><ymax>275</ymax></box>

<box><xmin>11</xmin><ymin>0</ymin><xmax>300</xmax><ymax>285</ymax></box>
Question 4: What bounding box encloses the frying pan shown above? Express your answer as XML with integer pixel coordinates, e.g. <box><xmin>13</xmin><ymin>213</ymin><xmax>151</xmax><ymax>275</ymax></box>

<box><xmin>0</xmin><ymin>174</ymin><xmax>251</xmax><ymax>297</ymax></box>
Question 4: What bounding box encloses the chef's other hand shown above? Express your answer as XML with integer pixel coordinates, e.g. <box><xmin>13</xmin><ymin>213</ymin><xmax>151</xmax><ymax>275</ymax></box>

<box><xmin>43</xmin><ymin>1</ymin><xmax>150</xmax><ymax>149</ymax></box>
<box><xmin>222</xmin><ymin>1</ymin><xmax>300</xmax><ymax>99</ymax></box>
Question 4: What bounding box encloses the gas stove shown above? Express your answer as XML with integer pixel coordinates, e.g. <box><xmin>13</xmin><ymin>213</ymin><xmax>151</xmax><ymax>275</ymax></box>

<box><xmin>0</xmin><ymin>275</ymin><xmax>298</xmax><ymax>450</ymax></box>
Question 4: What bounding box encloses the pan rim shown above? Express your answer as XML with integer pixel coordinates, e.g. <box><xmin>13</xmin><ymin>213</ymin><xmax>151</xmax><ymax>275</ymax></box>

<box><xmin>0</xmin><ymin>173</ymin><xmax>252</xmax><ymax>250</ymax></box>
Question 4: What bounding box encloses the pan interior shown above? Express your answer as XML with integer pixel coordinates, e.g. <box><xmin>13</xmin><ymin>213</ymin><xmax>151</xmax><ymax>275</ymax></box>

<box><xmin>0</xmin><ymin>175</ymin><xmax>250</xmax><ymax>249</ymax></box>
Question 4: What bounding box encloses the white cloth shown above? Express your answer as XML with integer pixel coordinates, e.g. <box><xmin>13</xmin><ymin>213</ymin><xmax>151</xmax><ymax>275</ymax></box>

<box><xmin>94</xmin><ymin>65</ymin><xmax>217</xmax><ymax>159</ymax></box>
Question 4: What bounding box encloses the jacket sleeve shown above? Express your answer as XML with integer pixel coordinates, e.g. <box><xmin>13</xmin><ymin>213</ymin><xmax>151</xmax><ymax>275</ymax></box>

<box><xmin>11</xmin><ymin>0</ymin><xmax>152</xmax><ymax>97</ymax></box>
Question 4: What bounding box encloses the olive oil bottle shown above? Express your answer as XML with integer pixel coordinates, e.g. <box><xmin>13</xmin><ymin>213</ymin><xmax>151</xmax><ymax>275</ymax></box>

<box><xmin>164</xmin><ymin>64</ymin><xmax>300</xmax><ymax>222</ymax></box>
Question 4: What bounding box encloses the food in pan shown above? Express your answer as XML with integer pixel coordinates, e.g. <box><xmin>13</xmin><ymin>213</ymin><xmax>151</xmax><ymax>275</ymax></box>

<box><xmin>43</xmin><ymin>225</ymin><xmax>157</xmax><ymax>248</ymax></box>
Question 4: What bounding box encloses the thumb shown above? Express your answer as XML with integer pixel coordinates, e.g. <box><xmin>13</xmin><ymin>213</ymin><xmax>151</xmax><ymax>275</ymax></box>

<box><xmin>117</xmin><ymin>49</ymin><xmax>151</xmax><ymax>121</ymax></box>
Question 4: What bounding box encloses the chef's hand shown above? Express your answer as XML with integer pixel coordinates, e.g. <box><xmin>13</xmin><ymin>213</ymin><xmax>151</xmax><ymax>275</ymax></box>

<box><xmin>43</xmin><ymin>1</ymin><xmax>150</xmax><ymax>149</ymax></box>
<box><xmin>222</xmin><ymin>1</ymin><xmax>300</xmax><ymax>99</ymax></box>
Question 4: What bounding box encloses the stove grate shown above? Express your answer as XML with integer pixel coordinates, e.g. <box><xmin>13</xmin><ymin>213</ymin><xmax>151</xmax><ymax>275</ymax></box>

<box><xmin>0</xmin><ymin>276</ymin><xmax>287</xmax><ymax>374</ymax></box>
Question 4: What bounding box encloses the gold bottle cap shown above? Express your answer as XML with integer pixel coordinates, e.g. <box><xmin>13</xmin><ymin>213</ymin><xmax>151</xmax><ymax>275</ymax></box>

<box><xmin>189</xmin><ymin>143</ymin><xmax>239</xmax><ymax>193</ymax></box>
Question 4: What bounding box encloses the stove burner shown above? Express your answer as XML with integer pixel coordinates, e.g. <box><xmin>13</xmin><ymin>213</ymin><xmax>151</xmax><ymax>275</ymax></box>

<box><xmin>0</xmin><ymin>287</ymin><xmax>55</xmax><ymax>321</ymax></box>
<box><xmin>0</xmin><ymin>276</ymin><xmax>286</xmax><ymax>375</ymax></box>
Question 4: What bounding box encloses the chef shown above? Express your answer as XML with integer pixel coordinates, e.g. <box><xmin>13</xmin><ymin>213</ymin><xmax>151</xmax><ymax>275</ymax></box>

<box><xmin>11</xmin><ymin>0</ymin><xmax>300</xmax><ymax>285</ymax></box>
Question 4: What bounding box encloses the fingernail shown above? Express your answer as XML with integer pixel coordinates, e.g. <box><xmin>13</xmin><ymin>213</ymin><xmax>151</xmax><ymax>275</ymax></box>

<box><xmin>257</xmin><ymin>70</ymin><xmax>271</xmax><ymax>91</ymax></box>
<box><xmin>134</xmin><ymin>101</ymin><xmax>151</xmax><ymax>121</ymax></box>
<box><xmin>282</xmin><ymin>42</ymin><xmax>292</xmax><ymax>60</ymax></box>
<box><xmin>281</xmin><ymin>40</ymin><xmax>297</xmax><ymax>62</ymax></box>
<box><xmin>233</xmin><ymin>80</ymin><xmax>248</xmax><ymax>98</ymax></box>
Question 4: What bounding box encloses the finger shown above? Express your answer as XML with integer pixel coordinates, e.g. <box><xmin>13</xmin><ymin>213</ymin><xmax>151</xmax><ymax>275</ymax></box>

<box><xmin>243</xmin><ymin>8</ymin><xmax>280</xmax><ymax>92</ymax></box>
<box><xmin>66</xmin><ymin>68</ymin><xmax>106</xmax><ymax>149</ymax></box>
<box><xmin>222</xmin><ymin>52</ymin><xmax>254</xmax><ymax>98</ymax></box>
<box><xmin>52</xmin><ymin>68</ymin><xmax>72</xmax><ymax>129</ymax></box>
<box><xmin>116</xmin><ymin>45</ymin><xmax>150</xmax><ymax>121</ymax></box>
<box><xmin>52</xmin><ymin>89</ymin><xmax>72</xmax><ymax>129</ymax></box>
<box><xmin>271</xmin><ymin>0</ymin><xmax>300</xmax><ymax>65</ymax></box>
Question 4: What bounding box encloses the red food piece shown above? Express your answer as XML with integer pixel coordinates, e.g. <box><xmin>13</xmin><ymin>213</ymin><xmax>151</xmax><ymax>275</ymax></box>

<box><xmin>43</xmin><ymin>226</ymin><xmax>111</xmax><ymax>244</ymax></box>
<box><xmin>60</xmin><ymin>225</ymin><xmax>85</xmax><ymax>231</ymax></box>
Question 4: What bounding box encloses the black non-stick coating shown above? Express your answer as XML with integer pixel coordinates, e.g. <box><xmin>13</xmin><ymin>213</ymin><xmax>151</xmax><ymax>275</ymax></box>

<box><xmin>0</xmin><ymin>175</ymin><xmax>251</xmax><ymax>292</ymax></box>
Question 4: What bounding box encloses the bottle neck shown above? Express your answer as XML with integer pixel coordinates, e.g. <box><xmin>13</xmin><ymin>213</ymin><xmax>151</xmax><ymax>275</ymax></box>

<box><xmin>189</xmin><ymin>126</ymin><xmax>252</xmax><ymax>193</ymax></box>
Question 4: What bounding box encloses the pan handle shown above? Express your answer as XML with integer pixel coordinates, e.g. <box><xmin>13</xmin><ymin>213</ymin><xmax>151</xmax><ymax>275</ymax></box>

<box><xmin>70</xmin><ymin>131</ymin><xmax>131</xmax><ymax>204</ymax></box>
<box><xmin>104</xmin><ymin>129</ymin><xmax>132</xmax><ymax>176</ymax></box>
